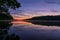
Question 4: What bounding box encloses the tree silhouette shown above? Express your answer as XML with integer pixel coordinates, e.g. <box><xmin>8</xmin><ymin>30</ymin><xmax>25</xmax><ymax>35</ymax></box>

<box><xmin>0</xmin><ymin>0</ymin><xmax>21</xmax><ymax>20</ymax></box>
<box><xmin>0</xmin><ymin>0</ymin><xmax>21</xmax><ymax>13</ymax></box>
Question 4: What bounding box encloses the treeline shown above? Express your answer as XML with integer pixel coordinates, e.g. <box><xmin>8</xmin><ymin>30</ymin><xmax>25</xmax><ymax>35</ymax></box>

<box><xmin>0</xmin><ymin>13</ymin><xmax>13</xmax><ymax>20</ymax></box>
<box><xmin>27</xmin><ymin>15</ymin><xmax>60</xmax><ymax>20</ymax></box>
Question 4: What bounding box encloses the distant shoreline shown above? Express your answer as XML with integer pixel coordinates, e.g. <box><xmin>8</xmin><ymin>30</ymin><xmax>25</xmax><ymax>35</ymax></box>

<box><xmin>1</xmin><ymin>20</ymin><xmax>60</xmax><ymax>22</ymax></box>
<box><xmin>0</xmin><ymin>20</ymin><xmax>12</xmax><ymax>22</ymax></box>
<box><xmin>26</xmin><ymin>20</ymin><xmax>60</xmax><ymax>22</ymax></box>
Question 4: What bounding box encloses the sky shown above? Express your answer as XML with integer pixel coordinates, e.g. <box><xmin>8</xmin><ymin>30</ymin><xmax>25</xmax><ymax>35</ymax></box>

<box><xmin>9</xmin><ymin>0</ymin><xmax>60</xmax><ymax>19</ymax></box>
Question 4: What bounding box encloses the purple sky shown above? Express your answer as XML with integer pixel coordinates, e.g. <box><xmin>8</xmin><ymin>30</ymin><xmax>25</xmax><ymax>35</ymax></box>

<box><xmin>10</xmin><ymin>0</ymin><xmax>60</xmax><ymax>18</ymax></box>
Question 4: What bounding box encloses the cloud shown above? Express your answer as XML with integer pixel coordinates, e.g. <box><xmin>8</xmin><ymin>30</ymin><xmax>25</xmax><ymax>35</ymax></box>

<box><xmin>20</xmin><ymin>0</ymin><xmax>60</xmax><ymax>4</ymax></box>
<box><xmin>10</xmin><ymin>0</ymin><xmax>60</xmax><ymax>18</ymax></box>
<box><xmin>44</xmin><ymin>0</ymin><xmax>60</xmax><ymax>4</ymax></box>
<box><xmin>10</xmin><ymin>9</ymin><xmax>60</xmax><ymax>18</ymax></box>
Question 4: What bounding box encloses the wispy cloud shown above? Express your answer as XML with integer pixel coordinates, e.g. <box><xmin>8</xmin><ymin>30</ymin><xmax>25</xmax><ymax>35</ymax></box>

<box><xmin>44</xmin><ymin>0</ymin><xmax>60</xmax><ymax>4</ymax></box>
<box><xmin>11</xmin><ymin>9</ymin><xmax>60</xmax><ymax>18</ymax></box>
<box><xmin>10</xmin><ymin>0</ymin><xmax>60</xmax><ymax>18</ymax></box>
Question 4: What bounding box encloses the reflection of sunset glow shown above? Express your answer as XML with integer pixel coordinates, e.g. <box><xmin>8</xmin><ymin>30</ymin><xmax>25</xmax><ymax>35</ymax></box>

<box><xmin>11</xmin><ymin>21</ymin><xmax>32</xmax><ymax>25</ymax></box>
<box><xmin>11</xmin><ymin>21</ymin><xmax>60</xmax><ymax>30</ymax></box>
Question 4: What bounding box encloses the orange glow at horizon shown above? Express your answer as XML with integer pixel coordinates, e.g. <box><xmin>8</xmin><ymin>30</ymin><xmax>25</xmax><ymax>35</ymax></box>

<box><xmin>12</xmin><ymin>11</ymin><xmax>60</xmax><ymax>21</ymax></box>
<box><xmin>12</xmin><ymin>14</ymin><xmax>33</xmax><ymax>21</ymax></box>
<box><xmin>13</xmin><ymin>18</ymin><xmax>26</xmax><ymax>20</ymax></box>
<box><xmin>13</xmin><ymin>17</ymin><xmax>31</xmax><ymax>21</ymax></box>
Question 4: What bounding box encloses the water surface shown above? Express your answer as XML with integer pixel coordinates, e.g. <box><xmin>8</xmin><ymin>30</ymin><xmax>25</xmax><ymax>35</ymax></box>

<box><xmin>1</xmin><ymin>21</ymin><xmax>60</xmax><ymax>40</ymax></box>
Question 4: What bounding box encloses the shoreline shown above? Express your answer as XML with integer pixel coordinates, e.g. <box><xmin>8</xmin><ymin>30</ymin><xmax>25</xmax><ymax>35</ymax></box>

<box><xmin>1</xmin><ymin>20</ymin><xmax>60</xmax><ymax>22</ymax></box>
<box><xmin>26</xmin><ymin>20</ymin><xmax>60</xmax><ymax>22</ymax></box>
<box><xmin>0</xmin><ymin>20</ymin><xmax>12</xmax><ymax>22</ymax></box>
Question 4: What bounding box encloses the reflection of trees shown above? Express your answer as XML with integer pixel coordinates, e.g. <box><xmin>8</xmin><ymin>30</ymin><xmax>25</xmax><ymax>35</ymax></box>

<box><xmin>30</xmin><ymin>22</ymin><xmax>60</xmax><ymax>26</ymax></box>
<box><xmin>0</xmin><ymin>21</ymin><xmax>20</xmax><ymax>40</ymax></box>
<box><xmin>0</xmin><ymin>21</ymin><xmax>12</xmax><ymax>29</ymax></box>
<box><xmin>0</xmin><ymin>21</ymin><xmax>12</xmax><ymax>40</ymax></box>
<box><xmin>5</xmin><ymin>34</ymin><xmax>20</xmax><ymax>40</ymax></box>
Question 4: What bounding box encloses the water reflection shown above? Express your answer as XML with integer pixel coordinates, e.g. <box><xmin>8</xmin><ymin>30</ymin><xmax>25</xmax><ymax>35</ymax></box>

<box><xmin>9</xmin><ymin>21</ymin><xmax>60</xmax><ymax>40</ymax></box>
<box><xmin>0</xmin><ymin>21</ymin><xmax>20</xmax><ymax>40</ymax></box>
<box><xmin>12</xmin><ymin>21</ymin><xmax>32</xmax><ymax>25</ymax></box>
<box><xmin>28</xmin><ymin>21</ymin><xmax>60</xmax><ymax>26</ymax></box>
<box><xmin>11</xmin><ymin>20</ymin><xmax>60</xmax><ymax>31</ymax></box>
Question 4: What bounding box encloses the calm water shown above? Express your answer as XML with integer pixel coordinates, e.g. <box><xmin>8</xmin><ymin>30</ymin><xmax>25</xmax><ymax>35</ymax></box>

<box><xmin>1</xmin><ymin>21</ymin><xmax>60</xmax><ymax>40</ymax></box>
